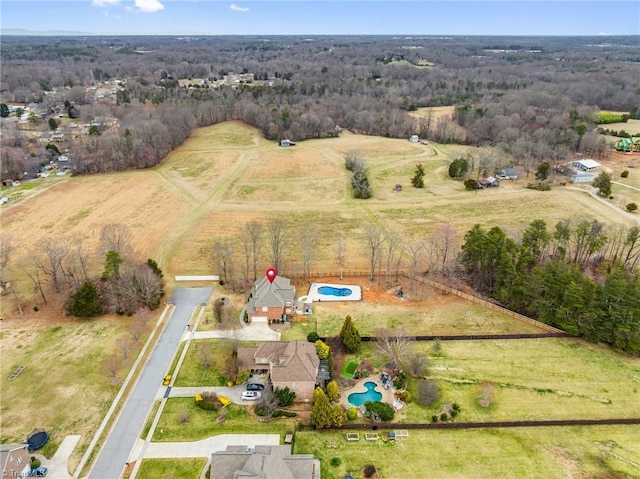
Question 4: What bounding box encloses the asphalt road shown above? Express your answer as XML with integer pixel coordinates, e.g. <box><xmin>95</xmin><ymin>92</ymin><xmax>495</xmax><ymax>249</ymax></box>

<box><xmin>88</xmin><ymin>287</ymin><xmax>213</xmax><ymax>479</ymax></box>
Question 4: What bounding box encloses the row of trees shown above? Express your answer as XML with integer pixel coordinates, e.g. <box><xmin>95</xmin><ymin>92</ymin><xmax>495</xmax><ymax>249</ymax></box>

<box><xmin>461</xmin><ymin>221</ymin><xmax>640</xmax><ymax>353</ymax></box>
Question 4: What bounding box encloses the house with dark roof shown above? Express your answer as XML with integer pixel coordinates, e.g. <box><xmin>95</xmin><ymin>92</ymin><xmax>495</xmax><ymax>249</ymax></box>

<box><xmin>210</xmin><ymin>445</ymin><xmax>320</xmax><ymax>479</ymax></box>
<box><xmin>237</xmin><ymin>341</ymin><xmax>320</xmax><ymax>402</ymax></box>
<box><xmin>246</xmin><ymin>275</ymin><xmax>296</xmax><ymax>323</ymax></box>
<box><xmin>1</xmin><ymin>444</ymin><xmax>31</xmax><ymax>478</ymax></box>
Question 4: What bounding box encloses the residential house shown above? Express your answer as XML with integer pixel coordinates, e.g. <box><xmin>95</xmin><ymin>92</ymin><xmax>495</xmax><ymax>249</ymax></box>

<box><xmin>616</xmin><ymin>137</ymin><xmax>640</xmax><ymax>152</ymax></box>
<box><xmin>571</xmin><ymin>172</ymin><xmax>595</xmax><ymax>183</ymax></box>
<box><xmin>210</xmin><ymin>445</ymin><xmax>320</xmax><ymax>479</ymax></box>
<box><xmin>409</xmin><ymin>135</ymin><xmax>419</xmax><ymax>142</ymax></box>
<box><xmin>246</xmin><ymin>275</ymin><xmax>295</xmax><ymax>323</ymax></box>
<box><xmin>477</xmin><ymin>179</ymin><xmax>491</xmax><ymax>188</ymax></box>
<box><xmin>237</xmin><ymin>341</ymin><xmax>320</xmax><ymax>402</ymax></box>
<box><xmin>279</xmin><ymin>139</ymin><xmax>296</xmax><ymax>147</ymax></box>
<box><xmin>486</xmin><ymin>176</ymin><xmax>500</xmax><ymax>187</ymax></box>
<box><xmin>0</xmin><ymin>444</ymin><xmax>31</xmax><ymax>478</ymax></box>
<box><xmin>1</xmin><ymin>179</ymin><xmax>14</xmax><ymax>187</ymax></box>
<box><xmin>571</xmin><ymin>159</ymin><xmax>601</xmax><ymax>172</ymax></box>
<box><xmin>496</xmin><ymin>167</ymin><xmax>519</xmax><ymax>180</ymax></box>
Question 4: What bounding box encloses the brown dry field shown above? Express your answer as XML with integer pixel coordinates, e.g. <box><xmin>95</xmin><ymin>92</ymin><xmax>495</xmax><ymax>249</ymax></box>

<box><xmin>2</xmin><ymin>120</ymin><xmax>637</xmax><ymax>311</ymax></box>
<box><xmin>407</xmin><ymin>105</ymin><xmax>455</xmax><ymax>120</ymax></box>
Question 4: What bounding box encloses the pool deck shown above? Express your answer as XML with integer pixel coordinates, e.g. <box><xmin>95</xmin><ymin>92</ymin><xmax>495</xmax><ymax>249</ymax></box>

<box><xmin>341</xmin><ymin>377</ymin><xmax>395</xmax><ymax>409</ymax></box>
<box><xmin>307</xmin><ymin>282</ymin><xmax>363</xmax><ymax>302</ymax></box>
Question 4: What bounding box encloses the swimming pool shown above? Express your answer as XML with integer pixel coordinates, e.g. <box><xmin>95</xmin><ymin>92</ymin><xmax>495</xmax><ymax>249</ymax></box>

<box><xmin>318</xmin><ymin>286</ymin><xmax>352</xmax><ymax>297</ymax></box>
<box><xmin>348</xmin><ymin>381</ymin><xmax>382</xmax><ymax>406</ymax></box>
<box><xmin>307</xmin><ymin>283</ymin><xmax>362</xmax><ymax>302</ymax></box>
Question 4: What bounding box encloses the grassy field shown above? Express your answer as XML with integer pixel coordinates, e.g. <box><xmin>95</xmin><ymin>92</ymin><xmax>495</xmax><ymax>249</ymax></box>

<box><xmin>136</xmin><ymin>458</ymin><xmax>207</xmax><ymax>479</ymax></box>
<box><xmin>0</xmin><ymin>314</ymin><xmax>137</xmax><ymax>469</ymax></box>
<box><xmin>281</xmin><ymin>292</ymin><xmax>545</xmax><ymax>341</ymax></box>
<box><xmin>152</xmin><ymin>401</ymin><xmax>297</xmax><ymax>442</ymax></box>
<box><xmin>294</xmin><ymin>425</ymin><xmax>640</xmax><ymax>479</ymax></box>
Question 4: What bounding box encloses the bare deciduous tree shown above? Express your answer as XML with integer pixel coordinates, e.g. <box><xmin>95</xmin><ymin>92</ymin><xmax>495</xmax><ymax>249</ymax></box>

<box><xmin>267</xmin><ymin>218</ymin><xmax>287</xmax><ymax>273</ymax></box>
<box><xmin>299</xmin><ymin>228</ymin><xmax>317</xmax><ymax>280</ymax></box>
<box><xmin>334</xmin><ymin>236</ymin><xmax>347</xmax><ymax>280</ymax></box>
<box><xmin>23</xmin><ymin>264</ymin><xmax>47</xmax><ymax>304</ymax></box>
<box><xmin>36</xmin><ymin>238</ymin><xmax>69</xmax><ymax>293</ymax></box>
<box><xmin>406</xmin><ymin>238</ymin><xmax>425</xmax><ymax>280</ymax></box>
<box><xmin>99</xmin><ymin>223</ymin><xmax>132</xmax><ymax>258</ymax></box>
<box><xmin>363</xmin><ymin>224</ymin><xmax>385</xmax><ymax>281</ymax></box>
<box><xmin>242</xmin><ymin>221</ymin><xmax>263</xmax><ymax>281</ymax></box>
<box><xmin>375</xmin><ymin>327</ymin><xmax>414</xmax><ymax>366</ymax></box>
<box><xmin>212</xmin><ymin>238</ymin><xmax>236</xmax><ymax>288</ymax></box>
<box><xmin>0</xmin><ymin>234</ymin><xmax>14</xmax><ymax>285</ymax></box>
<box><xmin>128</xmin><ymin>316</ymin><xmax>148</xmax><ymax>343</ymax></box>
<box><xmin>197</xmin><ymin>341</ymin><xmax>213</xmax><ymax>369</ymax></box>
<box><xmin>116</xmin><ymin>337</ymin><xmax>133</xmax><ymax>363</ymax></box>
<box><xmin>102</xmin><ymin>353</ymin><xmax>122</xmax><ymax>384</ymax></box>
<box><xmin>427</xmin><ymin>224</ymin><xmax>460</xmax><ymax>278</ymax></box>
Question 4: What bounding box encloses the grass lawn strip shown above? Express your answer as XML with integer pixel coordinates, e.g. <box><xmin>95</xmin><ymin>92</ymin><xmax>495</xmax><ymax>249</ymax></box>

<box><xmin>152</xmin><ymin>401</ymin><xmax>297</xmax><ymax>442</ymax></box>
<box><xmin>293</xmin><ymin>425</ymin><xmax>640</xmax><ymax>479</ymax></box>
<box><xmin>135</xmin><ymin>458</ymin><xmax>207</xmax><ymax>479</ymax></box>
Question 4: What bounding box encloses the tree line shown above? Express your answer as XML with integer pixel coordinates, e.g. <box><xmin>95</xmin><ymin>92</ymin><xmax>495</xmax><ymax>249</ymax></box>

<box><xmin>460</xmin><ymin>220</ymin><xmax>640</xmax><ymax>354</ymax></box>
<box><xmin>1</xmin><ymin>35</ymin><xmax>637</xmax><ymax>177</ymax></box>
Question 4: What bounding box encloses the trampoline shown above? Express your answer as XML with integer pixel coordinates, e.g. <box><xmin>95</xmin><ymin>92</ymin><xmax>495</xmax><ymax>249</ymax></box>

<box><xmin>27</xmin><ymin>429</ymin><xmax>49</xmax><ymax>451</ymax></box>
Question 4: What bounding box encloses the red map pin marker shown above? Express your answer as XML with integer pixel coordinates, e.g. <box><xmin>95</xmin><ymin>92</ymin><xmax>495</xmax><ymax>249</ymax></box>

<box><xmin>265</xmin><ymin>268</ymin><xmax>277</xmax><ymax>283</ymax></box>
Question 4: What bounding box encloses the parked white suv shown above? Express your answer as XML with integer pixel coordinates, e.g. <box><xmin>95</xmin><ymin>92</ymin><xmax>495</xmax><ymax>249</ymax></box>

<box><xmin>241</xmin><ymin>391</ymin><xmax>261</xmax><ymax>401</ymax></box>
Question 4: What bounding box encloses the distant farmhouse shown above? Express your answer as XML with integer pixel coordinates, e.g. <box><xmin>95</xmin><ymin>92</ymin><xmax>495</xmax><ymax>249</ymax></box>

<box><xmin>496</xmin><ymin>167</ymin><xmax>519</xmax><ymax>180</ymax></box>
<box><xmin>571</xmin><ymin>159</ymin><xmax>601</xmax><ymax>172</ymax></box>
<box><xmin>210</xmin><ymin>445</ymin><xmax>320</xmax><ymax>479</ymax></box>
<box><xmin>246</xmin><ymin>275</ymin><xmax>295</xmax><ymax>323</ymax></box>
<box><xmin>616</xmin><ymin>137</ymin><xmax>640</xmax><ymax>153</ymax></box>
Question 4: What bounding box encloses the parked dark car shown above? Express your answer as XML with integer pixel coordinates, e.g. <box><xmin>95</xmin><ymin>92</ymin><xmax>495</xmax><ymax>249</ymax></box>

<box><xmin>246</xmin><ymin>383</ymin><xmax>265</xmax><ymax>391</ymax></box>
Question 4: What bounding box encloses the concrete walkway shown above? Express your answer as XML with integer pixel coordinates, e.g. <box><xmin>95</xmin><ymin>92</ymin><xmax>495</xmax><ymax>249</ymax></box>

<box><xmin>165</xmin><ymin>385</ymin><xmax>250</xmax><ymax>404</ymax></box>
<box><xmin>34</xmin><ymin>435</ymin><xmax>81</xmax><ymax>479</ymax></box>
<box><xmin>187</xmin><ymin>323</ymin><xmax>280</xmax><ymax>342</ymax></box>
<box><xmin>140</xmin><ymin>434</ymin><xmax>280</xmax><ymax>459</ymax></box>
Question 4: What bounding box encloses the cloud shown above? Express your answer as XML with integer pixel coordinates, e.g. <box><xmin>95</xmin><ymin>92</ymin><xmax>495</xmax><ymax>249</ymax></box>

<box><xmin>92</xmin><ymin>0</ymin><xmax>120</xmax><ymax>6</ymax></box>
<box><xmin>230</xmin><ymin>4</ymin><xmax>249</xmax><ymax>12</ymax></box>
<box><xmin>134</xmin><ymin>0</ymin><xmax>165</xmax><ymax>13</ymax></box>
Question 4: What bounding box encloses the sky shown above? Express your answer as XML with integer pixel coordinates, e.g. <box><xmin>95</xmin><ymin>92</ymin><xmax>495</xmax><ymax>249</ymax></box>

<box><xmin>1</xmin><ymin>1</ymin><xmax>639</xmax><ymax>36</ymax></box>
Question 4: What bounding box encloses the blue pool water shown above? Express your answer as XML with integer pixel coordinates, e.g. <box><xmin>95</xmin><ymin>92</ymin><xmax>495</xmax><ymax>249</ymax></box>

<box><xmin>348</xmin><ymin>381</ymin><xmax>382</xmax><ymax>406</ymax></box>
<box><xmin>318</xmin><ymin>286</ymin><xmax>353</xmax><ymax>297</ymax></box>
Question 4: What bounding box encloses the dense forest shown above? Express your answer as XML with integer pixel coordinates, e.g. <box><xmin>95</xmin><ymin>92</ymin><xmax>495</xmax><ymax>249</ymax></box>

<box><xmin>1</xmin><ymin>35</ymin><xmax>639</xmax><ymax>176</ymax></box>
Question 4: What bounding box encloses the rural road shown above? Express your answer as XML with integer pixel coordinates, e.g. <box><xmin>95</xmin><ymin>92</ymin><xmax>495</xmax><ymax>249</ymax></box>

<box><xmin>88</xmin><ymin>287</ymin><xmax>213</xmax><ymax>479</ymax></box>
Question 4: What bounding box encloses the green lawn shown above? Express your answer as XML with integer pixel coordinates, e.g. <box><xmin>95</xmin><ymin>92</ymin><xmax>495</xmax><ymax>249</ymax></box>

<box><xmin>136</xmin><ymin>458</ymin><xmax>208</xmax><ymax>479</ymax></box>
<box><xmin>294</xmin><ymin>425</ymin><xmax>640</xmax><ymax>479</ymax></box>
<box><xmin>152</xmin><ymin>401</ymin><xmax>297</xmax><ymax>442</ymax></box>
<box><xmin>280</xmin><ymin>299</ymin><xmax>544</xmax><ymax>341</ymax></box>
<box><xmin>173</xmin><ymin>339</ymin><xmax>231</xmax><ymax>387</ymax></box>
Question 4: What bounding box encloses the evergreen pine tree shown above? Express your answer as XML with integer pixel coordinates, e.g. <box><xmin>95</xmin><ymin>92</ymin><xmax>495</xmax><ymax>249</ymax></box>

<box><xmin>311</xmin><ymin>387</ymin><xmax>333</xmax><ymax>429</ymax></box>
<box><xmin>339</xmin><ymin>315</ymin><xmax>361</xmax><ymax>353</ymax></box>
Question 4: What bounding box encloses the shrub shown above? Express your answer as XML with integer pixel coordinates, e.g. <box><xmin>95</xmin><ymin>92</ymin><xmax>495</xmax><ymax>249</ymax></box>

<box><xmin>440</xmin><ymin>412</ymin><xmax>449</xmax><ymax>421</ymax></box>
<box><xmin>274</xmin><ymin>386</ymin><xmax>296</xmax><ymax>407</ymax></box>
<box><xmin>626</xmin><ymin>203</ymin><xmax>638</xmax><ymax>212</ymax></box>
<box><xmin>449</xmin><ymin>157</ymin><xmax>469</xmax><ymax>178</ymax></box>
<box><xmin>347</xmin><ymin>407</ymin><xmax>358</xmax><ymax>420</ymax></box>
<box><xmin>195</xmin><ymin>391</ymin><xmax>222</xmax><ymax>411</ymax></box>
<box><xmin>30</xmin><ymin>458</ymin><xmax>41</xmax><ymax>468</ymax></box>
<box><xmin>235</xmin><ymin>370</ymin><xmax>250</xmax><ymax>385</ymax></box>
<box><xmin>464</xmin><ymin>179</ymin><xmax>479</xmax><ymax>190</ymax></box>
<box><xmin>478</xmin><ymin>381</ymin><xmax>496</xmax><ymax>407</ymax></box>
<box><xmin>326</xmin><ymin>380</ymin><xmax>340</xmax><ymax>402</ymax></box>
<box><xmin>330</xmin><ymin>457</ymin><xmax>342</xmax><ymax>467</ymax></box>
<box><xmin>315</xmin><ymin>340</ymin><xmax>330</xmax><ymax>359</ymax></box>
<box><xmin>621</xmin><ymin>170</ymin><xmax>629</xmax><ymax>178</ymax></box>
<box><xmin>67</xmin><ymin>281</ymin><xmax>103</xmax><ymax>318</ymax></box>
<box><xmin>431</xmin><ymin>415</ymin><xmax>439</xmax><ymax>423</ymax></box>
<box><xmin>450</xmin><ymin>409</ymin><xmax>459</xmax><ymax>418</ymax></box>
<box><xmin>526</xmin><ymin>182</ymin><xmax>551</xmax><ymax>191</ymax></box>
<box><xmin>406</xmin><ymin>352</ymin><xmax>429</xmax><ymax>377</ymax></box>
<box><xmin>180</xmin><ymin>409</ymin><xmax>190</xmax><ymax>423</ymax></box>
<box><xmin>306</xmin><ymin>332</ymin><xmax>320</xmax><ymax>343</ymax></box>
<box><xmin>393</xmin><ymin>371</ymin><xmax>407</xmax><ymax>390</ymax></box>
<box><xmin>417</xmin><ymin>379</ymin><xmax>440</xmax><ymax>406</ymax></box>
<box><xmin>364</xmin><ymin>401</ymin><xmax>395</xmax><ymax>422</ymax></box>
<box><xmin>431</xmin><ymin>339</ymin><xmax>442</xmax><ymax>355</ymax></box>
<box><xmin>272</xmin><ymin>410</ymin><xmax>297</xmax><ymax>418</ymax></box>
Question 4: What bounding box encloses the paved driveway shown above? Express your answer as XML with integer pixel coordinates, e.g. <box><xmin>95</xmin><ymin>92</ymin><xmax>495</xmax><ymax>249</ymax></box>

<box><xmin>88</xmin><ymin>288</ymin><xmax>213</xmax><ymax>479</ymax></box>
<box><xmin>142</xmin><ymin>434</ymin><xmax>280</xmax><ymax>458</ymax></box>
